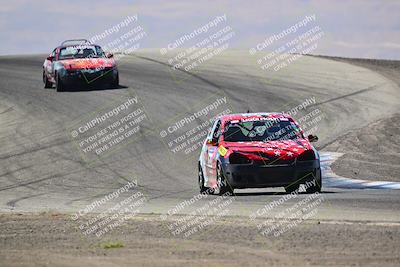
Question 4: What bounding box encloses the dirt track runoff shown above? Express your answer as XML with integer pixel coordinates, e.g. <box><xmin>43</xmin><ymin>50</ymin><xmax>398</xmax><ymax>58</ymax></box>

<box><xmin>0</xmin><ymin>51</ymin><xmax>399</xmax><ymax>266</ymax></box>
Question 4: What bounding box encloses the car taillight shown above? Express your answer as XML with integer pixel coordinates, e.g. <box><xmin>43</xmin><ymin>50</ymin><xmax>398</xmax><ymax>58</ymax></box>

<box><xmin>297</xmin><ymin>150</ymin><xmax>316</xmax><ymax>161</ymax></box>
<box><xmin>229</xmin><ymin>153</ymin><xmax>252</xmax><ymax>164</ymax></box>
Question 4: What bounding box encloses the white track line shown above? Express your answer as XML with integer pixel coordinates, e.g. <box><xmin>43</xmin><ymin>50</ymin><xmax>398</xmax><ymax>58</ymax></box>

<box><xmin>320</xmin><ymin>152</ymin><xmax>400</xmax><ymax>190</ymax></box>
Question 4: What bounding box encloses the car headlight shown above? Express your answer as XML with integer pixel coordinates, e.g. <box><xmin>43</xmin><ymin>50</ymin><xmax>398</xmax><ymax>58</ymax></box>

<box><xmin>229</xmin><ymin>153</ymin><xmax>252</xmax><ymax>164</ymax></box>
<box><xmin>297</xmin><ymin>150</ymin><xmax>316</xmax><ymax>161</ymax></box>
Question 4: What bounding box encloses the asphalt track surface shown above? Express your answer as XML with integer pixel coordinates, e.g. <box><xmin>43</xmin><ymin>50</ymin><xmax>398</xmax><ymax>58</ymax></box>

<box><xmin>0</xmin><ymin>51</ymin><xmax>400</xmax><ymax>223</ymax></box>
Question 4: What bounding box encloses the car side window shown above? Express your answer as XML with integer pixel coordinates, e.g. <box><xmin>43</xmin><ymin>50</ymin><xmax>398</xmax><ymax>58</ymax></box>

<box><xmin>211</xmin><ymin>120</ymin><xmax>221</xmax><ymax>142</ymax></box>
<box><xmin>51</xmin><ymin>49</ymin><xmax>56</xmax><ymax>60</ymax></box>
<box><xmin>95</xmin><ymin>46</ymin><xmax>105</xmax><ymax>57</ymax></box>
<box><xmin>207</xmin><ymin>119</ymin><xmax>219</xmax><ymax>141</ymax></box>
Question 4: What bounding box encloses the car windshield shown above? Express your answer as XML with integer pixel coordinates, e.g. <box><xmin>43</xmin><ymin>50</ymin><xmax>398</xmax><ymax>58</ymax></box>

<box><xmin>58</xmin><ymin>45</ymin><xmax>105</xmax><ymax>60</ymax></box>
<box><xmin>223</xmin><ymin>118</ymin><xmax>302</xmax><ymax>142</ymax></box>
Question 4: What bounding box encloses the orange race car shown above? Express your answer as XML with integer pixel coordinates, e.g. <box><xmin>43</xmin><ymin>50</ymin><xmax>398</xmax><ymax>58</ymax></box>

<box><xmin>43</xmin><ymin>39</ymin><xmax>119</xmax><ymax>91</ymax></box>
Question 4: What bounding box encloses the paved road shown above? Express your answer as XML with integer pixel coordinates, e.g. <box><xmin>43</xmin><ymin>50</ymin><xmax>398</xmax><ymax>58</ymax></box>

<box><xmin>0</xmin><ymin>51</ymin><xmax>399</xmax><ymax>222</ymax></box>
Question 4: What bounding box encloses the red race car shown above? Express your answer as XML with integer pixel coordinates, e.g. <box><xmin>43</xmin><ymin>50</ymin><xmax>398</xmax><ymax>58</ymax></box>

<box><xmin>43</xmin><ymin>39</ymin><xmax>119</xmax><ymax>91</ymax></box>
<box><xmin>198</xmin><ymin>113</ymin><xmax>321</xmax><ymax>195</ymax></box>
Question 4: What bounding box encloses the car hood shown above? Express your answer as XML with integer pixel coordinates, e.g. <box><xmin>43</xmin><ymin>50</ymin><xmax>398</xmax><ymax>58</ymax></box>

<box><xmin>60</xmin><ymin>58</ymin><xmax>115</xmax><ymax>69</ymax></box>
<box><xmin>222</xmin><ymin>139</ymin><xmax>313</xmax><ymax>160</ymax></box>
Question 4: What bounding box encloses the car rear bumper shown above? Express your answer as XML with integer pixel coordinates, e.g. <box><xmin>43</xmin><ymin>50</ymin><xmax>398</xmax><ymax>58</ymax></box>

<box><xmin>221</xmin><ymin>160</ymin><xmax>320</xmax><ymax>188</ymax></box>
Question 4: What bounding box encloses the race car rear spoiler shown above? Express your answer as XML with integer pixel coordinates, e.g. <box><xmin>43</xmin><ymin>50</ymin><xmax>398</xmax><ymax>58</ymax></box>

<box><xmin>61</xmin><ymin>39</ymin><xmax>92</xmax><ymax>46</ymax></box>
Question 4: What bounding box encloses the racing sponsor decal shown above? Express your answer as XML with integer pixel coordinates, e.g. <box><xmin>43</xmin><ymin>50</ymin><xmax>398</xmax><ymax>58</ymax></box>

<box><xmin>218</xmin><ymin>144</ymin><xmax>228</xmax><ymax>156</ymax></box>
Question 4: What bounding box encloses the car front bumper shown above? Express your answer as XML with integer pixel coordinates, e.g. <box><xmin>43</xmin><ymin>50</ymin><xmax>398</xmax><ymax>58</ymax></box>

<box><xmin>221</xmin><ymin>159</ymin><xmax>320</xmax><ymax>189</ymax></box>
<box><xmin>60</xmin><ymin>67</ymin><xmax>117</xmax><ymax>85</ymax></box>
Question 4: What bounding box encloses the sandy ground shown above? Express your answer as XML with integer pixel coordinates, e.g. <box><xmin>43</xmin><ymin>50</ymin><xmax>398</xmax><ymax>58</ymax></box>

<box><xmin>325</xmin><ymin>113</ymin><xmax>400</xmax><ymax>181</ymax></box>
<box><xmin>322</xmin><ymin>56</ymin><xmax>400</xmax><ymax>181</ymax></box>
<box><xmin>1</xmin><ymin>213</ymin><xmax>399</xmax><ymax>267</ymax></box>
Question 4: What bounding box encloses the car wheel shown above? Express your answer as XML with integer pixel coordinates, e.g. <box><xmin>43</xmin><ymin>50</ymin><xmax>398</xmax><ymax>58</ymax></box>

<box><xmin>216</xmin><ymin>163</ymin><xmax>234</xmax><ymax>196</ymax></box>
<box><xmin>198</xmin><ymin>164</ymin><xmax>213</xmax><ymax>194</ymax></box>
<box><xmin>55</xmin><ymin>73</ymin><xmax>64</xmax><ymax>92</ymax></box>
<box><xmin>43</xmin><ymin>71</ymin><xmax>52</xmax><ymax>88</ymax></box>
<box><xmin>284</xmin><ymin>182</ymin><xmax>299</xmax><ymax>194</ymax></box>
<box><xmin>306</xmin><ymin>169</ymin><xmax>322</xmax><ymax>193</ymax></box>
<box><xmin>111</xmin><ymin>73</ymin><xmax>119</xmax><ymax>88</ymax></box>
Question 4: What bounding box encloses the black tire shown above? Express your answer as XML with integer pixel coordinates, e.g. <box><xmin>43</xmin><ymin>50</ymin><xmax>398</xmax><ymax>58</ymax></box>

<box><xmin>306</xmin><ymin>169</ymin><xmax>322</xmax><ymax>193</ymax></box>
<box><xmin>216</xmin><ymin>163</ymin><xmax>234</xmax><ymax>196</ymax></box>
<box><xmin>198</xmin><ymin>164</ymin><xmax>213</xmax><ymax>194</ymax></box>
<box><xmin>43</xmin><ymin>71</ymin><xmax>52</xmax><ymax>88</ymax></box>
<box><xmin>111</xmin><ymin>73</ymin><xmax>119</xmax><ymax>88</ymax></box>
<box><xmin>285</xmin><ymin>182</ymin><xmax>300</xmax><ymax>194</ymax></box>
<box><xmin>55</xmin><ymin>73</ymin><xmax>64</xmax><ymax>92</ymax></box>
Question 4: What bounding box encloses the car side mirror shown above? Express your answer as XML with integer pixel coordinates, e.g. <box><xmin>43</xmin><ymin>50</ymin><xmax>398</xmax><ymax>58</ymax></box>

<box><xmin>106</xmin><ymin>52</ymin><xmax>113</xmax><ymax>58</ymax></box>
<box><xmin>207</xmin><ymin>139</ymin><xmax>218</xmax><ymax>146</ymax></box>
<box><xmin>308</xmin><ymin>134</ymin><xmax>319</xmax><ymax>142</ymax></box>
<box><xmin>46</xmin><ymin>56</ymin><xmax>54</xmax><ymax>61</ymax></box>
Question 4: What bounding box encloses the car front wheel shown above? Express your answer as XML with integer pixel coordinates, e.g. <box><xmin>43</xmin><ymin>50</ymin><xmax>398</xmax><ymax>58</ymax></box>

<box><xmin>216</xmin><ymin>164</ymin><xmax>234</xmax><ymax>196</ymax></box>
<box><xmin>43</xmin><ymin>71</ymin><xmax>52</xmax><ymax>88</ymax></box>
<box><xmin>111</xmin><ymin>73</ymin><xmax>119</xmax><ymax>88</ymax></box>
<box><xmin>55</xmin><ymin>73</ymin><xmax>64</xmax><ymax>92</ymax></box>
<box><xmin>306</xmin><ymin>169</ymin><xmax>322</xmax><ymax>193</ymax></box>
<box><xmin>198</xmin><ymin>164</ymin><xmax>213</xmax><ymax>194</ymax></box>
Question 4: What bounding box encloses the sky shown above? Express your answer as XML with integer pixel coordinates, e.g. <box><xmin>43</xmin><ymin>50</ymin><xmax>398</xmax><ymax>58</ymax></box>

<box><xmin>0</xmin><ymin>0</ymin><xmax>399</xmax><ymax>59</ymax></box>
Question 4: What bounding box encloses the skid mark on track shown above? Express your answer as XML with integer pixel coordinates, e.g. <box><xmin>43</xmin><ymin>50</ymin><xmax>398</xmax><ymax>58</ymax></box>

<box><xmin>6</xmin><ymin>193</ymin><xmax>46</xmax><ymax>209</ymax></box>
<box><xmin>0</xmin><ymin>106</ymin><xmax>14</xmax><ymax>115</ymax></box>
<box><xmin>321</xmin><ymin>152</ymin><xmax>400</xmax><ymax>189</ymax></box>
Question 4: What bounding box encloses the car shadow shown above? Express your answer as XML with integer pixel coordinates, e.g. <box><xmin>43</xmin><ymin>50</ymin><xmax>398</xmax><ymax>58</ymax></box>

<box><xmin>60</xmin><ymin>84</ymin><xmax>129</xmax><ymax>92</ymax></box>
<box><xmin>234</xmin><ymin>190</ymin><xmax>336</xmax><ymax>196</ymax></box>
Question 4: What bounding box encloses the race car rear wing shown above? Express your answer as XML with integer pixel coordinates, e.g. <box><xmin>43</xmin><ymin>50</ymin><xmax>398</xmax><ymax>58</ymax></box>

<box><xmin>61</xmin><ymin>39</ymin><xmax>92</xmax><ymax>46</ymax></box>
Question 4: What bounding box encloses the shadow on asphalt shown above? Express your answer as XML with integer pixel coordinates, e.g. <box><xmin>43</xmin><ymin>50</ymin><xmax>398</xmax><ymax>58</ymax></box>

<box><xmin>234</xmin><ymin>190</ymin><xmax>336</xmax><ymax>196</ymax></box>
<box><xmin>45</xmin><ymin>84</ymin><xmax>129</xmax><ymax>92</ymax></box>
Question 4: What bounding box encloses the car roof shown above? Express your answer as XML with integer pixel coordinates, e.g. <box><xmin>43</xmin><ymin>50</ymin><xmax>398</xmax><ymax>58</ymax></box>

<box><xmin>55</xmin><ymin>44</ymin><xmax>100</xmax><ymax>50</ymax></box>
<box><xmin>220</xmin><ymin>112</ymin><xmax>293</xmax><ymax>123</ymax></box>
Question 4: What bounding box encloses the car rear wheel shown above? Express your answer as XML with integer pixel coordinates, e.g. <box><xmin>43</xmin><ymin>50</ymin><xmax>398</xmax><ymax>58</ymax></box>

<box><xmin>43</xmin><ymin>71</ymin><xmax>52</xmax><ymax>88</ymax></box>
<box><xmin>306</xmin><ymin>169</ymin><xmax>322</xmax><ymax>193</ymax></box>
<box><xmin>216</xmin><ymin>164</ymin><xmax>234</xmax><ymax>196</ymax></box>
<box><xmin>55</xmin><ymin>73</ymin><xmax>64</xmax><ymax>92</ymax></box>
